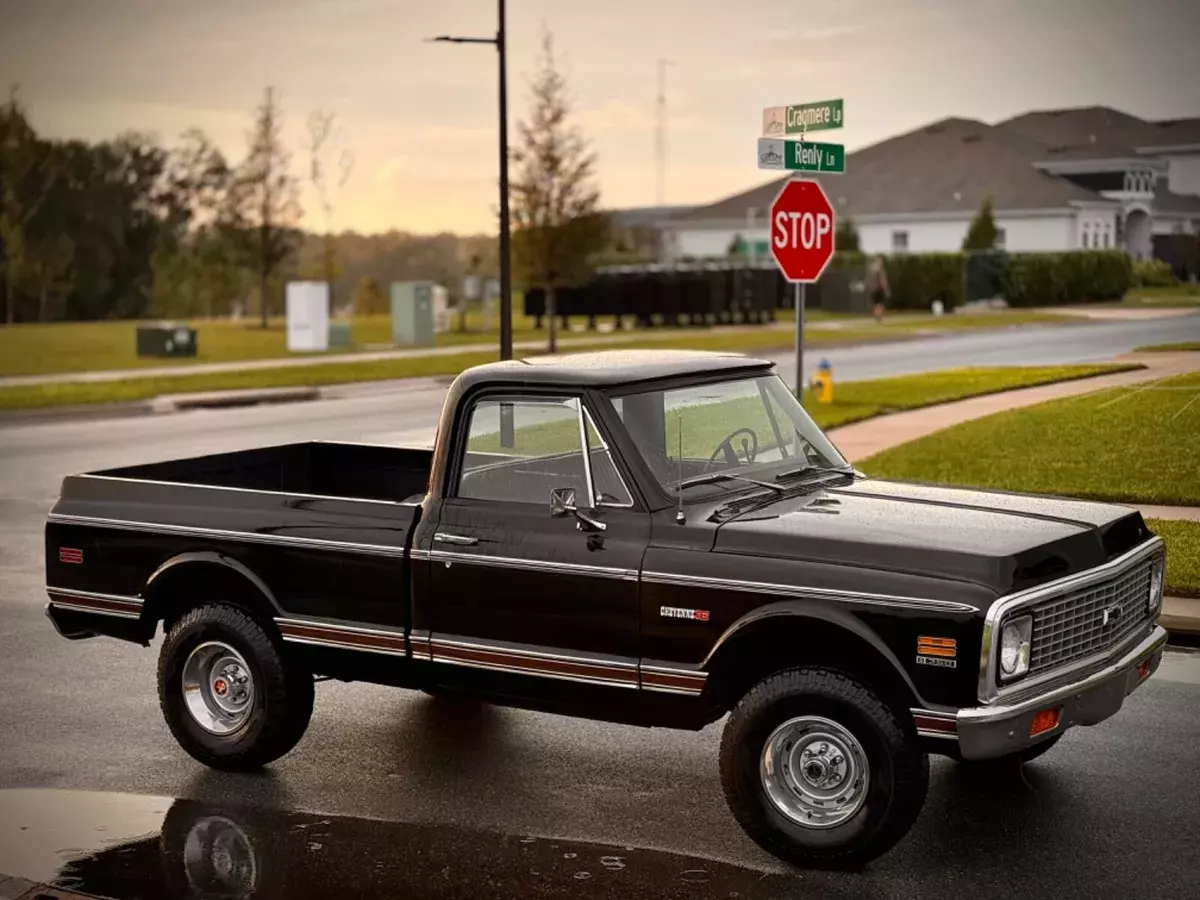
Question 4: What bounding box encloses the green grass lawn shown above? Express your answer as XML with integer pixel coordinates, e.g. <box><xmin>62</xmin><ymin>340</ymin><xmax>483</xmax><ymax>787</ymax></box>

<box><xmin>1122</xmin><ymin>285</ymin><xmax>1200</xmax><ymax>307</ymax></box>
<box><xmin>1147</xmin><ymin>519</ymin><xmax>1200</xmax><ymax>598</ymax></box>
<box><xmin>0</xmin><ymin>309</ymin><xmax>1072</xmax><ymax>379</ymax></box>
<box><xmin>861</xmin><ymin>371</ymin><xmax>1200</xmax><ymax>506</ymax></box>
<box><xmin>1135</xmin><ymin>342</ymin><xmax>1200</xmax><ymax>352</ymax></box>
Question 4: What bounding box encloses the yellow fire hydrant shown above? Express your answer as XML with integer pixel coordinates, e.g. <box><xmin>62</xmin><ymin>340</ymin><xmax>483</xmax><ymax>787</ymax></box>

<box><xmin>810</xmin><ymin>358</ymin><xmax>834</xmax><ymax>404</ymax></box>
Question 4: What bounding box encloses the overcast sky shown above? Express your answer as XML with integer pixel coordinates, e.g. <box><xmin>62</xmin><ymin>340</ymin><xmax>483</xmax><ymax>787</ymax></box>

<box><xmin>2</xmin><ymin>0</ymin><xmax>1197</xmax><ymax>234</ymax></box>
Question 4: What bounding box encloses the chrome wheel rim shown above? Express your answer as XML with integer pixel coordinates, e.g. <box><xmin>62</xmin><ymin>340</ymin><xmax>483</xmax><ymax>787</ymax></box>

<box><xmin>182</xmin><ymin>642</ymin><xmax>256</xmax><ymax>735</ymax></box>
<box><xmin>760</xmin><ymin>715</ymin><xmax>870</xmax><ymax>829</ymax></box>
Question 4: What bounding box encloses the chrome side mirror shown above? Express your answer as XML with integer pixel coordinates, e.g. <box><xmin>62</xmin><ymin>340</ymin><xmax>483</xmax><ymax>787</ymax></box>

<box><xmin>550</xmin><ymin>487</ymin><xmax>577</xmax><ymax>518</ymax></box>
<box><xmin>549</xmin><ymin>486</ymin><xmax>606</xmax><ymax>532</ymax></box>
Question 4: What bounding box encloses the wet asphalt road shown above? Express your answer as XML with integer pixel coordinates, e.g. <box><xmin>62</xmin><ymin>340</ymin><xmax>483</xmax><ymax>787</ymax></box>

<box><xmin>2</xmin><ymin>316</ymin><xmax>1200</xmax><ymax>898</ymax></box>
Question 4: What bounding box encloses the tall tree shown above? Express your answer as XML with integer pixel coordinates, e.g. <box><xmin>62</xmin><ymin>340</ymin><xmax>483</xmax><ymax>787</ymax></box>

<box><xmin>963</xmin><ymin>193</ymin><xmax>999</xmax><ymax>251</ymax></box>
<box><xmin>233</xmin><ymin>87</ymin><xmax>302</xmax><ymax>327</ymax></box>
<box><xmin>510</xmin><ymin>30</ymin><xmax>608</xmax><ymax>352</ymax></box>
<box><xmin>307</xmin><ymin>109</ymin><xmax>353</xmax><ymax>311</ymax></box>
<box><xmin>0</xmin><ymin>86</ymin><xmax>58</xmax><ymax>324</ymax></box>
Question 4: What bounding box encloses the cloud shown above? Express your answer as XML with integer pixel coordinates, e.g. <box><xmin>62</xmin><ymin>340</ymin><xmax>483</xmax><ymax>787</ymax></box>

<box><xmin>769</xmin><ymin>23</ymin><xmax>867</xmax><ymax>41</ymax></box>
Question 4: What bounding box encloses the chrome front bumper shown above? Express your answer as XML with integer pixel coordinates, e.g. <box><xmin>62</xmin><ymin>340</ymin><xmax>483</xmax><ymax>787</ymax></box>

<box><xmin>955</xmin><ymin>625</ymin><xmax>1168</xmax><ymax>760</ymax></box>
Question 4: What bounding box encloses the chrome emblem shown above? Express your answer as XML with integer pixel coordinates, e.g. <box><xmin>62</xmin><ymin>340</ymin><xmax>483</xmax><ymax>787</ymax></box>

<box><xmin>1101</xmin><ymin>606</ymin><xmax>1120</xmax><ymax>627</ymax></box>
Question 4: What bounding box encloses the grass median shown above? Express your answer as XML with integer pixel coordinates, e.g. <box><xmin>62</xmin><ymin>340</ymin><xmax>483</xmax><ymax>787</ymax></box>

<box><xmin>1135</xmin><ymin>342</ymin><xmax>1200</xmax><ymax>352</ymax></box>
<box><xmin>0</xmin><ymin>309</ymin><xmax>1071</xmax><ymax>379</ymax></box>
<box><xmin>861</xmin><ymin>371</ymin><xmax>1200</xmax><ymax>505</ymax></box>
<box><xmin>1146</xmin><ymin>520</ymin><xmax>1200</xmax><ymax>599</ymax></box>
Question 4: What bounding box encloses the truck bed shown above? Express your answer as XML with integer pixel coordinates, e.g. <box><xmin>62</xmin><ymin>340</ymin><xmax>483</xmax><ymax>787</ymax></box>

<box><xmin>95</xmin><ymin>441</ymin><xmax>432</xmax><ymax>504</ymax></box>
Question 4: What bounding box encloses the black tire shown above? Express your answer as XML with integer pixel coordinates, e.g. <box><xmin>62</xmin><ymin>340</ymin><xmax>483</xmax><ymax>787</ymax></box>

<box><xmin>158</xmin><ymin>604</ymin><xmax>314</xmax><ymax>771</ymax></box>
<box><xmin>955</xmin><ymin>734</ymin><xmax>1062</xmax><ymax>768</ymax></box>
<box><xmin>719</xmin><ymin>667</ymin><xmax>929</xmax><ymax>870</ymax></box>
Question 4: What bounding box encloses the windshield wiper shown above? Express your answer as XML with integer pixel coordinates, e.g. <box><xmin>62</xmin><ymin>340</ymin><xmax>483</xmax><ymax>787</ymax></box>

<box><xmin>774</xmin><ymin>464</ymin><xmax>855</xmax><ymax>483</ymax></box>
<box><xmin>676</xmin><ymin>472</ymin><xmax>785</xmax><ymax>494</ymax></box>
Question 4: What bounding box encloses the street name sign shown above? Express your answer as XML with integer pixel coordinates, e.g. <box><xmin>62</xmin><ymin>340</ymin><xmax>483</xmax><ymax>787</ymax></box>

<box><xmin>769</xmin><ymin>179</ymin><xmax>836</xmax><ymax>284</ymax></box>
<box><xmin>762</xmin><ymin>99</ymin><xmax>844</xmax><ymax>136</ymax></box>
<box><xmin>757</xmin><ymin>138</ymin><xmax>845</xmax><ymax>173</ymax></box>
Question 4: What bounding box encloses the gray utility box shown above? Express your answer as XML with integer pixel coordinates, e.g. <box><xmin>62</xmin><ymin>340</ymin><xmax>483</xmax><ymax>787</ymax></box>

<box><xmin>136</xmin><ymin>322</ymin><xmax>197</xmax><ymax>358</ymax></box>
<box><xmin>390</xmin><ymin>282</ymin><xmax>435</xmax><ymax>346</ymax></box>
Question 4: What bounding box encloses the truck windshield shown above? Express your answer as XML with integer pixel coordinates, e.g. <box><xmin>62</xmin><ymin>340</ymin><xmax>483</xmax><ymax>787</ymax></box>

<box><xmin>611</xmin><ymin>374</ymin><xmax>848</xmax><ymax>496</ymax></box>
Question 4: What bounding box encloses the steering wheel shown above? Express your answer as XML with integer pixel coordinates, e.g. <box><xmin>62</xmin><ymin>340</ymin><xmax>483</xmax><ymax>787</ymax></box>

<box><xmin>704</xmin><ymin>427</ymin><xmax>759</xmax><ymax>472</ymax></box>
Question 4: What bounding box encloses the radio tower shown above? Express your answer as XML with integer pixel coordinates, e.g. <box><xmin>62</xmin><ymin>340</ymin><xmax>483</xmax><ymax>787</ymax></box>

<box><xmin>655</xmin><ymin>59</ymin><xmax>672</xmax><ymax>207</ymax></box>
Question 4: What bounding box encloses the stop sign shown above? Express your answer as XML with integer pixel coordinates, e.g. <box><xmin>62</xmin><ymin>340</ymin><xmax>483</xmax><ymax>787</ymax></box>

<box><xmin>769</xmin><ymin>179</ymin><xmax>836</xmax><ymax>283</ymax></box>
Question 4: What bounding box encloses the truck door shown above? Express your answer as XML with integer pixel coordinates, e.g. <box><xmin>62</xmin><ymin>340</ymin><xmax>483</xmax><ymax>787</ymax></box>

<box><xmin>422</xmin><ymin>392</ymin><xmax>649</xmax><ymax>706</ymax></box>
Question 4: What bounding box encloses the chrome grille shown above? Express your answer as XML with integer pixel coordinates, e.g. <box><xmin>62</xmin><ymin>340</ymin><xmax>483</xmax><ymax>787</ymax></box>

<box><xmin>1027</xmin><ymin>560</ymin><xmax>1154</xmax><ymax>675</ymax></box>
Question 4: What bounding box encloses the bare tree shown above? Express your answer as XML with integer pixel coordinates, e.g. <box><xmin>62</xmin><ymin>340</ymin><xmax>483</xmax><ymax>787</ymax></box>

<box><xmin>307</xmin><ymin>110</ymin><xmax>353</xmax><ymax>311</ymax></box>
<box><xmin>511</xmin><ymin>30</ymin><xmax>608</xmax><ymax>352</ymax></box>
<box><xmin>233</xmin><ymin>86</ymin><xmax>302</xmax><ymax>328</ymax></box>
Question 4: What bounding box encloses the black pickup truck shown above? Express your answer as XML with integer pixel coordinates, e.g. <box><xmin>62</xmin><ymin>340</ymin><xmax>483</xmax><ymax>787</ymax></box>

<box><xmin>45</xmin><ymin>350</ymin><xmax>1168</xmax><ymax>868</ymax></box>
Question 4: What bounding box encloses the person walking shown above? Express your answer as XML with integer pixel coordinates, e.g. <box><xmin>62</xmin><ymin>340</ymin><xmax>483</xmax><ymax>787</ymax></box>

<box><xmin>866</xmin><ymin>255</ymin><xmax>891</xmax><ymax>322</ymax></box>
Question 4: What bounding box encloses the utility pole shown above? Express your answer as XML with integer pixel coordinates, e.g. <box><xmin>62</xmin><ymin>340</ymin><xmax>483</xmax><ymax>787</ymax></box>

<box><xmin>428</xmin><ymin>0</ymin><xmax>513</xmax><ymax>360</ymax></box>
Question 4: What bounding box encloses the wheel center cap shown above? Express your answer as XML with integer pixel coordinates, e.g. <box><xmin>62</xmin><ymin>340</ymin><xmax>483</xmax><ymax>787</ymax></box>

<box><xmin>213</xmin><ymin>678</ymin><xmax>229</xmax><ymax>697</ymax></box>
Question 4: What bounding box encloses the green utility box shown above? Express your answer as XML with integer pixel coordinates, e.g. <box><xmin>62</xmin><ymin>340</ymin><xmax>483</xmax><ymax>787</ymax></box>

<box><xmin>136</xmin><ymin>322</ymin><xmax>197</xmax><ymax>358</ymax></box>
<box><xmin>390</xmin><ymin>282</ymin><xmax>435</xmax><ymax>346</ymax></box>
<box><xmin>328</xmin><ymin>321</ymin><xmax>354</xmax><ymax>350</ymax></box>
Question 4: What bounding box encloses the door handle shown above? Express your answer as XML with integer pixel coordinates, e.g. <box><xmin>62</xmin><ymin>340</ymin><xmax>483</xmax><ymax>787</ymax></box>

<box><xmin>434</xmin><ymin>532</ymin><xmax>478</xmax><ymax>546</ymax></box>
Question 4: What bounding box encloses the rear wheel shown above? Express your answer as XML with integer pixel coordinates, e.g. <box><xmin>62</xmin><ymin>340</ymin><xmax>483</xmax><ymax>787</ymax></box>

<box><xmin>719</xmin><ymin>667</ymin><xmax>928</xmax><ymax>870</ymax></box>
<box><xmin>158</xmin><ymin>604</ymin><xmax>313</xmax><ymax>771</ymax></box>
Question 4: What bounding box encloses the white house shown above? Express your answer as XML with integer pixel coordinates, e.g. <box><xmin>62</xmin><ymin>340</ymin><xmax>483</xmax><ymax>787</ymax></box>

<box><xmin>664</xmin><ymin>107</ymin><xmax>1200</xmax><ymax>274</ymax></box>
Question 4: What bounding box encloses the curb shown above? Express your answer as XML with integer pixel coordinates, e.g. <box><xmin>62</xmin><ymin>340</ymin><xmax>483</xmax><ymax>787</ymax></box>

<box><xmin>148</xmin><ymin>385</ymin><xmax>321</xmax><ymax>413</ymax></box>
<box><xmin>0</xmin><ymin>872</ymin><xmax>97</xmax><ymax>899</ymax></box>
<box><xmin>1161</xmin><ymin>596</ymin><xmax>1200</xmax><ymax>638</ymax></box>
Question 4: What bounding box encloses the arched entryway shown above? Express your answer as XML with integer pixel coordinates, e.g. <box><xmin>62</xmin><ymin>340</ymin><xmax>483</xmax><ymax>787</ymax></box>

<box><xmin>1122</xmin><ymin>207</ymin><xmax>1152</xmax><ymax>260</ymax></box>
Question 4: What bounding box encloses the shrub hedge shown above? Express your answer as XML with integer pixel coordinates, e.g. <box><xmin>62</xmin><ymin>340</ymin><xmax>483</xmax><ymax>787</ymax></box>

<box><xmin>885</xmin><ymin>253</ymin><xmax>965</xmax><ymax>310</ymax></box>
<box><xmin>1133</xmin><ymin>258</ymin><xmax>1177</xmax><ymax>288</ymax></box>
<box><xmin>1003</xmin><ymin>250</ymin><xmax>1131</xmax><ymax>307</ymax></box>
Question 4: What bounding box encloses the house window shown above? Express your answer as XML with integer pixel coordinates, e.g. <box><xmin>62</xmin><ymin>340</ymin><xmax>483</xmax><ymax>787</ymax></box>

<box><xmin>891</xmin><ymin>230</ymin><xmax>909</xmax><ymax>252</ymax></box>
<box><xmin>995</xmin><ymin>228</ymin><xmax>1007</xmax><ymax>250</ymax></box>
<box><xmin>1081</xmin><ymin>227</ymin><xmax>1089</xmax><ymax>248</ymax></box>
<box><xmin>1102</xmin><ymin>229</ymin><xmax>1111</xmax><ymax>248</ymax></box>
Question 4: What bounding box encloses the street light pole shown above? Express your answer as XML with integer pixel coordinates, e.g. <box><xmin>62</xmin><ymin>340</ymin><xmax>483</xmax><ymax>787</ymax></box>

<box><xmin>428</xmin><ymin>0</ymin><xmax>513</xmax><ymax>361</ymax></box>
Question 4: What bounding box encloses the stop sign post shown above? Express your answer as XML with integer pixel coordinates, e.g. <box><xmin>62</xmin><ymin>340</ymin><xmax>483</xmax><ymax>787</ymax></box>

<box><xmin>770</xmin><ymin>178</ymin><xmax>836</xmax><ymax>394</ymax></box>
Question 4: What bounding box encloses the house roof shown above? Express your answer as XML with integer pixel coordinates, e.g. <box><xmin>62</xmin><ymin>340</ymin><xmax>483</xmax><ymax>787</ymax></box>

<box><xmin>995</xmin><ymin>106</ymin><xmax>1162</xmax><ymax>161</ymax></box>
<box><xmin>1153</xmin><ymin>179</ymin><xmax>1200</xmax><ymax>214</ymax></box>
<box><xmin>678</xmin><ymin>117</ymin><xmax>1103</xmax><ymax>224</ymax></box>
<box><xmin>1138</xmin><ymin>117</ymin><xmax>1200</xmax><ymax>150</ymax></box>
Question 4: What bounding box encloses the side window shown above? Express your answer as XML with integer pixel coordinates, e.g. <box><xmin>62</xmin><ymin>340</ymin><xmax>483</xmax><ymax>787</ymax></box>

<box><xmin>459</xmin><ymin>398</ymin><xmax>586</xmax><ymax>504</ymax></box>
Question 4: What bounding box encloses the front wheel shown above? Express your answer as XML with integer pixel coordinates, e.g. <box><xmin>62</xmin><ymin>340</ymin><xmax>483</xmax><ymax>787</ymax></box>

<box><xmin>719</xmin><ymin>667</ymin><xmax>928</xmax><ymax>870</ymax></box>
<box><xmin>158</xmin><ymin>604</ymin><xmax>314</xmax><ymax>771</ymax></box>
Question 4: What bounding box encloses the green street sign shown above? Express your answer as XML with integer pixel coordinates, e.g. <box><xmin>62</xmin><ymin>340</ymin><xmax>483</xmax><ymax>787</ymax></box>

<box><xmin>762</xmin><ymin>99</ymin><xmax>844</xmax><ymax>136</ymax></box>
<box><xmin>757</xmin><ymin>138</ymin><xmax>845</xmax><ymax>174</ymax></box>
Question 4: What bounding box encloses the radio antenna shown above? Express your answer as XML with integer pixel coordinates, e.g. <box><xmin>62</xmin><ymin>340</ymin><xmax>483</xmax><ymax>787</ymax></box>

<box><xmin>675</xmin><ymin>416</ymin><xmax>685</xmax><ymax>524</ymax></box>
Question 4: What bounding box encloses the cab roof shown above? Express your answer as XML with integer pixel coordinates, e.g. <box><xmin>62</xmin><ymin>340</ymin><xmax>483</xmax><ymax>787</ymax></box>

<box><xmin>456</xmin><ymin>349</ymin><xmax>775</xmax><ymax>390</ymax></box>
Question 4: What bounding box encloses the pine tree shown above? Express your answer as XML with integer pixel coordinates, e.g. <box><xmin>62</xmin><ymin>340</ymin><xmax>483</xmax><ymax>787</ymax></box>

<box><xmin>963</xmin><ymin>194</ymin><xmax>999</xmax><ymax>251</ymax></box>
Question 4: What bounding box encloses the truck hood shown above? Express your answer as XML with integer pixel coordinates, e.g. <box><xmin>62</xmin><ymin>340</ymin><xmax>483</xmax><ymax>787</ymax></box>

<box><xmin>712</xmin><ymin>478</ymin><xmax>1151</xmax><ymax>596</ymax></box>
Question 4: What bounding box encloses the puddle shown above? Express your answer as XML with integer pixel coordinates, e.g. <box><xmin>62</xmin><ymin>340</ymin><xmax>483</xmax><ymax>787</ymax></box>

<box><xmin>0</xmin><ymin>788</ymin><xmax>813</xmax><ymax>899</ymax></box>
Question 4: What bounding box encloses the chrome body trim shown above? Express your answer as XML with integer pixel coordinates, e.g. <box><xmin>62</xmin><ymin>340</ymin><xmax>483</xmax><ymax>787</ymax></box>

<box><xmin>47</xmin><ymin>513</ymin><xmax>408</xmax><ymax>558</ymax></box>
<box><xmin>428</xmin><ymin>549</ymin><xmax>639</xmax><ymax>581</ymax></box>
<box><xmin>409</xmin><ymin>548</ymin><xmax>432</xmax><ymax>562</ymax></box>
<box><xmin>574</xmin><ymin>397</ymin><xmax>597</xmax><ymax>508</ymax></box>
<box><xmin>977</xmin><ymin>538</ymin><xmax>1165</xmax><ymax>704</ymax></box>
<box><xmin>641</xmin><ymin>571</ymin><xmax>977</xmax><ymax>614</ymax></box>
<box><xmin>46</xmin><ymin>586</ymin><xmax>144</xmax><ymax>620</ymax></box>
<box><xmin>430</xmin><ymin>636</ymin><xmax>639</xmax><ymax>669</ymax></box>
<box><xmin>957</xmin><ymin>625</ymin><xmax>1166</xmax><ymax>760</ymax></box>
<box><xmin>76</xmin><ymin>473</ymin><xmax>423</xmax><ymax>508</ymax></box>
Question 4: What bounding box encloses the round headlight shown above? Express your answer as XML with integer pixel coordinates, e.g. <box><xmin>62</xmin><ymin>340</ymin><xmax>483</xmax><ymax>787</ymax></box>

<box><xmin>999</xmin><ymin>615</ymin><xmax>1033</xmax><ymax>680</ymax></box>
<box><xmin>1148</xmin><ymin>557</ymin><xmax>1165</xmax><ymax>615</ymax></box>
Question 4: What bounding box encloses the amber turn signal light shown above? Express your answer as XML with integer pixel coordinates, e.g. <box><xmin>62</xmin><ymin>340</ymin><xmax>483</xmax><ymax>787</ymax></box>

<box><xmin>1029</xmin><ymin>706</ymin><xmax>1061</xmax><ymax>737</ymax></box>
